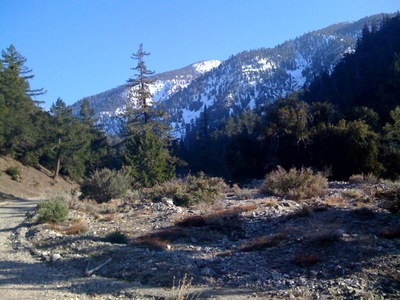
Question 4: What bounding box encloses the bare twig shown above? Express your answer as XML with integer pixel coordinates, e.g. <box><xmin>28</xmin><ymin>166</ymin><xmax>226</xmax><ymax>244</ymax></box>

<box><xmin>85</xmin><ymin>258</ymin><xmax>112</xmax><ymax>276</ymax></box>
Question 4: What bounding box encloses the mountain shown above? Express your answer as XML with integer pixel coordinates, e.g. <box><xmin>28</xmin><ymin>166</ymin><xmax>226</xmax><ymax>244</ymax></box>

<box><xmin>70</xmin><ymin>13</ymin><xmax>391</xmax><ymax>136</ymax></box>
<box><xmin>71</xmin><ymin>60</ymin><xmax>221</xmax><ymax>134</ymax></box>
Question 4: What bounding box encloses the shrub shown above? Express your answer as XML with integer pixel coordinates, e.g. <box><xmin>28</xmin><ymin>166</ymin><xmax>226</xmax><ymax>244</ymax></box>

<box><xmin>80</xmin><ymin>168</ymin><xmax>133</xmax><ymax>203</ymax></box>
<box><xmin>349</xmin><ymin>173</ymin><xmax>379</xmax><ymax>184</ymax></box>
<box><xmin>375</xmin><ymin>185</ymin><xmax>400</xmax><ymax>213</ymax></box>
<box><xmin>148</xmin><ymin>172</ymin><xmax>227</xmax><ymax>207</ymax></box>
<box><xmin>260</xmin><ymin>166</ymin><xmax>328</xmax><ymax>200</ymax></box>
<box><xmin>5</xmin><ymin>166</ymin><xmax>21</xmax><ymax>181</ymax></box>
<box><xmin>36</xmin><ymin>197</ymin><xmax>69</xmax><ymax>224</ymax></box>
<box><xmin>64</xmin><ymin>220</ymin><xmax>89</xmax><ymax>235</ymax></box>
<box><xmin>104</xmin><ymin>231</ymin><xmax>129</xmax><ymax>244</ymax></box>
<box><xmin>232</xmin><ymin>184</ymin><xmax>254</xmax><ymax>200</ymax></box>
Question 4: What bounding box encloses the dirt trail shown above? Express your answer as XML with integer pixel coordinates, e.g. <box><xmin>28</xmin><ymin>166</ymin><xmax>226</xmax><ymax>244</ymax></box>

<box><xmin>0</xmin><ymin>197</ymin><xmax>82</xmax><ymax>299</ymax></box>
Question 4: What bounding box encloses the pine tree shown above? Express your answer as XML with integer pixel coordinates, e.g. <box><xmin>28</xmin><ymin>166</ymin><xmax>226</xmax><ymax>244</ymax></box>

<box><xmin>49</xmin><ymin>98</ymin><xmax>92</xmax><ymax>180</ymax></box>
<box><xmin>0</xmin><ymin>45</ymin><xmax>43</xmax><ymax>160</ymax></box>
<box><xmin>126</xmin><ymin>43</ymin><xmax>155</xmax><ymax>129</ymax></box>
<box><xmin>123</xmin><ymin>44</ymin><xmax>175</xmax><ymax>186</ymax></box>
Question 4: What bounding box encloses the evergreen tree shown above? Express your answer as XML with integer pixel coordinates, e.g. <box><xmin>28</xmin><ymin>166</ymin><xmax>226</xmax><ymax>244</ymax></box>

<box><xmin>49</xmin><ymin>98</ymin><xmax>93</xmax><ymax>180</ymax></box>
<box><xmin>0</xmin><ymin>45</ymin><xmax>43</xmax><ymax>161</ymax></box>
<box><xmin>381</xmin><ymin>106</ymin><xmax>400</xmax><ymax>179</ymax></box>
<box><xmin>310</xmin><ymin>119</ymin><xmax>381</xmax><ymax>179</ymax></box>
<box><xmin>125</xmin><ymin>130</ymin><xmax>174</xmax><ymax>187</ymax></box>
<box><xmin>126</xmin><ymin>43</ymin><xmax>155</xmax><ymax>129</ymax></box>
<box><xmin>123</xmin><ymin>44</ymin><xmax>176</xmax><ymax>186</ymax></box>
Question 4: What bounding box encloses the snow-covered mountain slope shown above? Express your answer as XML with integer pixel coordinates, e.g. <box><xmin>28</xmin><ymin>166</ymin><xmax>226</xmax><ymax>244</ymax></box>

<box><xmin>70</xmin><ymin>13</ymin><xmax>390</xmax><ymax>137</ymax></box>
<box><xmin>71</xmin><ymin>60</ymin><xmax>221</xmax><ymax>134</ymax></box>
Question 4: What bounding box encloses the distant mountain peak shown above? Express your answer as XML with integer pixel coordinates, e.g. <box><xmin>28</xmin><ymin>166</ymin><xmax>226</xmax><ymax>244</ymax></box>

<box><xmin>192</xmin><ymin>60</ymin><xmax>222</xmax><ymax>73</ymax></box>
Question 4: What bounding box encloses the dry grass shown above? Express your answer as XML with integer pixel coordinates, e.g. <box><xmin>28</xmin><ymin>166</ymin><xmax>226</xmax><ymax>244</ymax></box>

<box><xmin>176</xmin><ymin>206</ymin><xmax>244</xmax><ymax>228</ymax></box>
<box><xmin>233</xmin><ymin>202</ymin><xmax>258</xmax><ymax>212</ymax></box>
<box><xmin>259</xmin><ymin>199</ymin><xmax>278</xmax><ymax>207</ymax></box>
<box><xmin>135</xmin><ymin>236</ymin><xmax>170</xmax><ymax>251</ymax></box>
<box><xmin>239</xmin><ymin>233</ymin><xmax>286</xmax><ymax>252</ymax></box>
<box><xmin>94</xmin><ymin>213</ymin><xmax>114</xmax><ymax>222</ymax></box>
<box><xmin>170</xmin><ymin>273</ymin><xmax>200</xmax><ymax>300</ymax></box>
<box><xmin>292</xmin><ymin>253</ymin><xmax>321</xmax><ymax>267</ymax></box>
<box><xmin>64</xmin><ymin>220</ymin><xmax>89</xmax><ymax>235</ymax></box>
<box><xmin>324</xmin><ymin>196</ymin><xmax>346</xmax><ymax>206</ymax></box>
<box><xmin>343</xmin><ymin>189</ymin><xmax>364</xmax><ymax>199</ymax></box>
<box><xmin>349</xmin><ymin>173</ymin><xmax>379</xmax><ymax>184</ymax></box>
<box><xmin>232</xmin><ymin>184</ymin><xmax>254</xmax><ymax>200</ymax></box>
<box><xmin>145</xmin><ymin>228</ymin><xmax>188</xmax><ymax>242</ymax></box>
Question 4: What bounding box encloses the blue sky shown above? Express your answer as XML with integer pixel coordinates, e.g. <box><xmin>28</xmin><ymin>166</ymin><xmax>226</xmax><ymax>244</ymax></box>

<box><xmin>1</xmin><ymin>0</ymin><xmax>399</xmax><ymax>109</ymax></box>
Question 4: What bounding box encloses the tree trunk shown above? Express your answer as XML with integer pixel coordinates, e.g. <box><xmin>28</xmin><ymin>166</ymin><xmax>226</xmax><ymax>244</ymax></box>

<box><xmin>53</xmin><ymin>138</ymin><xmax>61</xmax><ymax>180</ymax></box>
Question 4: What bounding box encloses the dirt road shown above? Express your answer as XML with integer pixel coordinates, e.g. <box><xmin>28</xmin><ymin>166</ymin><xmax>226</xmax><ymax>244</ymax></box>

<box><xmin>0</xmin><ymin>197</ymin><xmax>87</xmax><ymax>300</ymax></box>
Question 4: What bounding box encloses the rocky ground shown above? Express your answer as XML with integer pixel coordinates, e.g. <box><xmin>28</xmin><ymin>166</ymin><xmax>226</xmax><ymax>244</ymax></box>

<box><xmin>12</xmin><ymin>181</ymin><xmax>400</xmax><ymax>299</ymax></box>
<box><xmin>1</xmin><ymin>156</ymin><xmax>400</xmax><ymax>299</ymax></box>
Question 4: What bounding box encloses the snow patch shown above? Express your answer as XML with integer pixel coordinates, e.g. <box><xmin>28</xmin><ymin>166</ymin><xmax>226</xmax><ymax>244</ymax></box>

<box><xmin>193</xmin><ymin>60</ymin><xmax>221</xmax><ymax>73</ymax></box>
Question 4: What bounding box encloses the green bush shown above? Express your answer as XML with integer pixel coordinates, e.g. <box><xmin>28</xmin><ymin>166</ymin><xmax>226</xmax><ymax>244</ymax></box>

<box><xmin>148</xmin><ymin>172</ymin><xmax>227</xmax><ymax>207</ymax></box>
<box><xmin>5</xmin><ymin>166</ymin><xmax>21</xmax><ymax>181</ymax></box>
<box><xmin>36</xmin><ymin>197</ymin><xmax>69</xmax><ymax>224</ymax></box>
<box><xmin>260</xmin><ymin>166</ymin><xmax>328</xmax><ymax>200</ymax></box>
<box><xmin>80</xmin><ymin>168</ymin><xmax>133</xmax><ymax>203</ymax></box>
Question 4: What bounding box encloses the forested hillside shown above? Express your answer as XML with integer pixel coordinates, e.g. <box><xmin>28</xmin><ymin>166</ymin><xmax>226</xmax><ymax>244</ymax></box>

<box><xmin>181</xmin><ymin>14</ymin><xmax>400</xmax><ymax>181</ymax></box>
<box><xmin>0</xmin><ymin>46</ymin><xmax>110</xmax><ymax>181</ymax></box>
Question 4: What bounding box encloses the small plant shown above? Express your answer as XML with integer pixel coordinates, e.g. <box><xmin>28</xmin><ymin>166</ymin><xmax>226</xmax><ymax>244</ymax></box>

<box><xmin>80</xmin><ymin>168</ymin><xmax>134</xmax><ymax>203</ymax></box>
<box><xmin>349</xmin><ymin>173</ymin><xmax>379</xmax><ymax>184</ymax></box>
<box><xmin>136</xmin><ymin>236</ymin><xmax>170</xmax><ymax>251</ymax></box>
<box><xmin>260</xmin><ymin>166</ymin><xmax>328</xmax><ymax>200</ymax></box>
<box><xmin>232</xmin><ymin>184</ymin><xmax>254</xmax><ymax>200</ymax></box>
<box><xmin>64</xmin><ymin>220</ymin><xmax>89</xmax><ymax>235</ymax></box>
<box><xmin>104</xmin><ymin>231</ymin><xmax>129</xmax><ymax>244</ymax></box>
<box><xmin>36</xmin><ymin>197</ymin><xmax>69</xmax><ymax>224</ymax></box>
<box><xmin>376</xmin><ymin>186</ymin><xmax>400</xmax><ymax>213</ymax></box>
<box><xmin>170</xmin><ymin>273</ymin><xmax>200</xmax><ymax>300</ymax></box>
<box><xmin>5</xmin><ymin>166</ymin><xmax>22</xmax><ymax>182</ymax></box>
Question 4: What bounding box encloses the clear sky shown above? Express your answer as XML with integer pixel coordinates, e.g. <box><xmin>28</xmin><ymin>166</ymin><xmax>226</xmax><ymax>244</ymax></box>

<box><xmin>1</xmin><ymin>0</ymin><xmax>399</xmax><ymax>109</ymax></box>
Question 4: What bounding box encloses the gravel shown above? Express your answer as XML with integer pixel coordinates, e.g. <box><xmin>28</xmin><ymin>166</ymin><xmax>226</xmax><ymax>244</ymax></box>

<box><xmin>1</xmin><ymin>182</ymin><xmax>400</xmax><ymax>299</ymax></box>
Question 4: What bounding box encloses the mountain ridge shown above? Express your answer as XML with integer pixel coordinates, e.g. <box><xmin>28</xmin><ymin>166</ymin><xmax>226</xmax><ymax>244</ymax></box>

<box><xmin>70</xmin><ymin>13</ymin><xmax>393</xmax><ymax>136</ymax></box>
